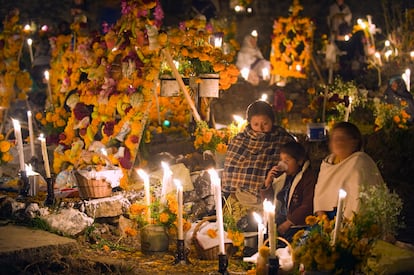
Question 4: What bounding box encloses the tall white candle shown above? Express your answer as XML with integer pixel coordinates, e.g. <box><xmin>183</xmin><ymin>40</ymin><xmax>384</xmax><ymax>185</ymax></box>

<box><xmin>264</xmin><ymin>200</ymin><xmax>276</xmax><ymax>258</ymax></box>
<box><xmin>161</xmin><ymin>161</ymin><xmax>172</xmax><ymax>204</ymax></box>
<box><xmin>253</xmin><ymin>212</ymin><xmax>264</xmax><ymax>249</ymax></box>
<box><xmin>174</xmin><ymin>179</ymin><xmax>184</xmax><ymax>240</ymax></box>
<box><xmin>262</xmin><ymin>68</ymin><xmax>269</xmax><ymax>80</ymax></box>
<box><xmin>332</xmin><ymin>189</ymin><xmax>347</xmax><ymax>245</ymax></box>
<box><xmin>344</xmin><ymin>97</ymin><xmax>353</xmax><ymax>122</ymax></box>
<box><xmin>38</xmin><ymin>134</ymin><xmax>51</xmax><ymax>178</ymax></box>
<box><xmin>27</xmin><ymin>38</ymin><xmax>33</xmax><ymax>63</ymax></box>
<box><xmin>405</xmin><ymin>68</ymin><xmax>411</xmax><ymax>91</ymax></box>
<box><xmin>208</xmin><ymin>168</ymin><xmax>226</xmax><ymax>255</ymax></box>
<box><xmin>12</xmin><ymin>119</ymin><xmax>25</xmax><ymax>171</ymax></box>
<box><xmin>262</xmin><ymin>199</ymin><xmax>268</xmax><ymax>234</ymax></box>
<box><xmin>137</xmin><ymin>169</ymin><xmax>151</xmax><ymax>223</ymax></box>
<box><xmin>44</xmin><ymin>70</ymin><xmax>53</xmax><ymax>104</ymax></box>
<box><xmin>27</xmin><ymin>111</ymin><xmax>35</xmax><ymax>158</ymax></box>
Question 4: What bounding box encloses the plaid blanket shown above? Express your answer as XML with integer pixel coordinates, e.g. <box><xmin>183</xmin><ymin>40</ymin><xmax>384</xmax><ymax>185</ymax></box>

<box><xmin>222</xmin><ymin>125</ymin><xmax>294</xmax><ymax>202</ymax></box>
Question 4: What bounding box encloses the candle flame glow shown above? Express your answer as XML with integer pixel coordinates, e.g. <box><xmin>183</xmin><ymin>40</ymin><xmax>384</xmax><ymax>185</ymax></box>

<box><xmin>44</xmin><ymin>70</ymin><xmax>50</xmax><ymax>81</ymax></box>
<box><xmin>339</xmin><ymin>189</ymin><xmax>347</xmax><ymax>199</ymax></box>
<box><xmin>263</xmin><ymin>199</ymin><xmax>275</xmax><ymax>212</ymax></box>
<box><xmin>174</xmin><ymin>179</ymin><xmax>182</xmax><ymax>191</ymax></box>
<box><xmin>137</xmin><ymin>169</ymin><xmax>149</xmax><ymax>181</ymax></box>
<box><xmin>27</xmin><ymin>38</ymin><xmax>32</xmax><ymax>46</ymax></box>
<box><xmin>241</xmin><ymin>68</ymin><xmax>250</xmax><ymax>80</ymax></box>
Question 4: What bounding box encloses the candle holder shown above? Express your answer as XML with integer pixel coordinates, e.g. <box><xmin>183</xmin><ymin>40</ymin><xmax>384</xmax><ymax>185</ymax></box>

<box><xmin>268</xmin><ymin>256</ymin><xmax>279</xmax><ymax>275</ymax></box>
<box><xmin>173</xmin><ymin>239</ymin><xmax>190</xmax><ymax>265</ymax></box>
<box><xmin>218</xmin><ymin>253</ymin><xmax>229</xmax><ymax>275</ymax></box>
<box><xmin>44</xmin><ymin>176</ymin><xmax>55</xmax><ymax>206</ymax></box>
<box><xmin>17</xmin><ymin>170</ymin><xmax>29</xmax><ymax>201</ymax></box>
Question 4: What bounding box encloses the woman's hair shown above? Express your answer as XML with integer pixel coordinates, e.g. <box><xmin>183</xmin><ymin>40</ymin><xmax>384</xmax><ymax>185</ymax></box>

<box><xmin>280</xmin><ymin>141</ymin><xmax>307</xmax><ymax>162</ymax></box>
<box><xmin>246</xmin><ymin>100</ymin><xmax>275</xmax><ymax>124</ymax></box>
<box><xmin>331</xmin><ymin>122</ymin><xmax>363</xmax><ymax>151</ymax></box>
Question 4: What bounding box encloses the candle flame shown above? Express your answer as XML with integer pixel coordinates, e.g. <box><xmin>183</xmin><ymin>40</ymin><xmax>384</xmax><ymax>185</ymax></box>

<box><xmin>241</xmin><ymin>68</ymin><xmax>250</xmax><ymax>80</ymax></box>
<box><xmin>27</xmin><ymin>38</ymin><xmax>33</xmax><ymax>46</ymax></box>
<box><xmin>12</xmin><ymin>118</ymin><xmax>20</xmax><ymax>129</ymax></box>
<box><xmin>44</xmin><ymin>70</ymin><xmax>50</xmax><ymax>81</ymax></box>
<box><xmin>161</xmin><ymin>161</ymin><xmax>172</xmax><ymax>175</ymax></box>
<box><xmin>260</xmin><ymin>93</ymin><xmax>268</xmax><ymax>102</ymax></box>
<box><xmin>253</xmin><ymin>212</ymin><xmax>262</xmax><ymax>224</ymax></box>
<box><xmin>174</xmin><ymin>179</ymin><xmax>182</xmax><ymax>191</ymax></box>
<box><xmin>263</xmin><ymin>199</ymin><xmax>275</xmax><ymax>212</ymax></box>
<box><xmin>339</xmin><ymin>189</ymin><xmax>347</xmax><ymax>199</ymax></box>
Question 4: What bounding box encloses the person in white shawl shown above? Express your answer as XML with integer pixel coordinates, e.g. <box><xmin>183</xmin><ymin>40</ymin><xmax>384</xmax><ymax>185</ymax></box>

<box><xmin>314</xmin><ymin>122</ymin><xmax>385</xmax><ymax>220</ymax></box>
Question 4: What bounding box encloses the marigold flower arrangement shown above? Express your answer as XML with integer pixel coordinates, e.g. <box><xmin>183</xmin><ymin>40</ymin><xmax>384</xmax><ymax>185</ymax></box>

<box><xmin>129</xmin><ymin>193</ymin><xmax>191</xmax><ymax>233</ymax></box>
<box><xmin>193</xmin><ymin>121</ymin><xmax>232</xmax><ymax>154</ymax></box>
<box><xmin>302</xmin><ymin>77</ymin><xmax>362</xmax><ymax>126</ymax></box>
<box><xmin>0</xmin><ymin>134</ymin><xmax>14</xmax><ymax>165</ymax></box>
<box><xmin>270</xmin><ymin>0</ymin><xmax>314</xmax><ymax>79</ymax></box>
<box><xmin>292</xmin><ymin>183</ymin><xmax>403</xmax><ymax>274</ymax></box>
<box><xmin>0</xmin><ymin>9</ymin><xmax>32</xmax><ymax>120</ymax></box>
<box><xmin>373</xmin><ymin>98</ymin><xmax>411</xmax><ymax>131</ymax></box>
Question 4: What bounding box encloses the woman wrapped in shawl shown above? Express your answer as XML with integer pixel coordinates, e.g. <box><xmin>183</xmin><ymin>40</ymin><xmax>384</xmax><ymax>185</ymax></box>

<box><xmin>222</xmin><ymin>101</ymin><xmax>294</xmax><ymax>229</ymax></box>
<box><xmin>314</xmin><ymin>122</ymin><xmax>385</xmax><ymax>220</ymax></box>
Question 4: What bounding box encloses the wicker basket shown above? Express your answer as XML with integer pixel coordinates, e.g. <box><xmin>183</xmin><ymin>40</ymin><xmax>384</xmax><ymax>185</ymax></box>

<box><xmin>192</xmin><ymin>216</ymin><xmax>234</xmax><ymax>260</ymax></box>
<box><xmin>75</xmin><ymin>171</ymin><xmax>112</xmax><ymax>199</ymax></box>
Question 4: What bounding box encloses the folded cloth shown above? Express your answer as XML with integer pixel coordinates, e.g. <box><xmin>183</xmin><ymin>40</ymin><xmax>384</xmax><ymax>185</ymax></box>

<box><xmin>195</xmin><ymin>221</ymin><xmax>232</xmax><ymax>250</ymax></box>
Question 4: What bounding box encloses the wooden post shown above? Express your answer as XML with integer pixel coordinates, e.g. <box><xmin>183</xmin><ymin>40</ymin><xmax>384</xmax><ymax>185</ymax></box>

<box><xmin>162</xmin><ymin>48</ymin><xmax>202</xmax><ymax>122</ymax></box>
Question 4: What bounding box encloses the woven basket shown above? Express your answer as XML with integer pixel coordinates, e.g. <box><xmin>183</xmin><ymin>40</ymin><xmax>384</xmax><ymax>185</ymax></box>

<box><xmin>264</xmin><ymin>236</ymin><xmax>294</xmax><ymax>262</ymax></box>
<box><xmin>75</xmin><ymin>171</ymin><xmax>112</xmax><ymax>199</ymax></box>
<box><xmin>192</xmin><ymin>216</ymin><xmax>234</xmax><ymax>260</ymax></box>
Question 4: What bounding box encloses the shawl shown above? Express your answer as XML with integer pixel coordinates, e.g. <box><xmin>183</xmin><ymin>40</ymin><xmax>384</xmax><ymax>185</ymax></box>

<box><xmin>222</xmin><ymin>125</ymin><xmax>294</xmax><ymax>202</ymax></box>
<box><xmin>314</xmin><ymin>151</ymin><xmax>384</xmax><ymax>219</ymax></box>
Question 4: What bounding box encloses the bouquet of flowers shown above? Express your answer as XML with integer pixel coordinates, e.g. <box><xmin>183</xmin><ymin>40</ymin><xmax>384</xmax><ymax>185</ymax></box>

<box><xmin>193</xmin><ymin>121</ymin><xmax>232</xmax><ymax>154</ymax></box>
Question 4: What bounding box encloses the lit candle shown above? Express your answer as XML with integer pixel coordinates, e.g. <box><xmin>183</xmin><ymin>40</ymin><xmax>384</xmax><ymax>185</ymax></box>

<box><xmin>137</xmin><ymin>169</ymin><xmax>151</xmax><ymax>223</ymax></box>
<box><xmin>410</xmin><ymin>51</ymin><xmax>414</xmax><ymax>61</ymax></box>
<box><xmin>262</xmin><ymin>199</ymin><xmax>268</xmax><ymax>234</ymax></box>
<box><xmin>12</xmin><ymin>119</ymin><xmax>25</xmax><ymax>171</ymax></box>
<box><xmin>161</xmin><ymin>161</ymin><xmax>172</xmax><ymax>204</ymax></box>
<box><xmin>264</xmin><ymin>199</ymin><xmax>276</xmax><ymax>258</ymax></box>
<box><xmin>208</xmin><ymin>168</ymin><xmax>226</xmax><ymax>255</ymax></box>
<box><xmin>174</xmin><ymin>179</ymin><xmax>184</xmax><ymax>240</ymax></box>
<box><xmin>27</xmin><ymin>38</ymin><xmax>33</xmax><ymax>63</ymax></box>
<box><xmin>405</xmin><ymin>68</ymin><xmax>411</xmax><ymax>91</ymax></box>
<box><xmin>253</xmin><ymin>212</ymin><xmax>264</xmax><ymax>249</ymax></box>
<box><xmin>27</xmin><ymin>111</ymin><xmax>35</xmax><ymax>158</ymax></box>
<box><xmin>38</xmin><ymin>134</ymin><xmax>51</xmax><ymax>178</ymax></box>
<box><xmin>260</xmin><ymin>93</ymin><xmax>268</xmax><ymax>102</ymax></box>
<box><xmin>332</xmin><ymin>189</ymin><xmax>347</xmax><ymax>245</ymax></box>
<box><xmin>233</xmin><ymin>115</ymin><xmax>246</xmax><ymax>133</ymax></box>
<box><xmin>344</xmin><ymin>97</ymin><xmax>353</xmax><ymax>122</ymax></box>
<box><xmin>44</xmin><ymin>70</ymin><xmax>53</xmax><ymax>104</ymax></box>
<box><xmin>214</xmin><ymin>37</ymin><xmax>223</xmax><ymax>48</ymax></box>
<box><xmin>262</xmin><ymin>67</ymin><xmax>269</xmax><ymax>80</ymax></box>
<box><xmin>384</xmin><ymin>50</ymin><xmax>392</xmax><ymax>62</ymax></box>
<box><xmin>23</xmin><ymin>24</ymin><xmax>31</xmax><ymax>33</ymax></box>
<box><xmin>241</xmin><ymin>68</ymin><xmax>250</xmax><ymax>81</ymax></box>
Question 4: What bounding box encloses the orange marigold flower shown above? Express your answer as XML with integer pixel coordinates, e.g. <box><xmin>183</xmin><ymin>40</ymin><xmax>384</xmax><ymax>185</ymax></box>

<box><xmin>207</xmin><ymin>228</ymin><xmax>217</xmax><ymax>238</ymax></box>
<box><xmin>124</xmin><ymin>226</ymin><xmax>138</xmax><ymax>237</ymax></box>
<box><xmin>159</xmin><ymin>212</ymin><xmax>170</xmax><ymax>223</ymax></box>
<box><xmin>305</xmin><ymin>215</ymin><xmax>318</xmax><ymax>226</ymax></box>
<box><xmin>202</xmin><ymin>131</ymin><xmax>213</xmax><ymax>144</ymax></box>
<box><xmin>216</xmin><ymin>143</ymin><xmax>227</xmax><ymax>154</ymax></box>
<box><xmin>286</xmin><ymin>100</ymin><xmax>294</xmax><ymax>112</ymax></box>
<box><xmin>102</xmin><ymin>245</ymin><xmax>110</xmax><ymax>252</ymax></box>
<box><xmin>129</xmin><ymin>203</ymin><xmax>147</xmax><ymax>215</ymax></box>
<box><xmin>307</xmin><ymin>87</ymin><xmax>316</xmax><ymax>95</ymax></box>
<box><xmin>0</xmin><ymin>141</ymin><xmax>11</xmax><ymax>153</ymax></box>
<box><xmin>393</xmin><ymin>115</ymin><xmax>401</xmax><ymax>124</ymax></box>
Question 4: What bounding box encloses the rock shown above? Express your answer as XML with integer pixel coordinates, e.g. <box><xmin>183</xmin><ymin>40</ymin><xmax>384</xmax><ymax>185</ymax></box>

<box><xmin>84</xmin><ymin>195</ymin><xmax>130</xmax><ymax>218</ymax></box>
<box><xmin>25</xmin><ymin>203</ymin><xmax>40</xmax><ymax>218</ymax></box>
<box><xmin>194</xmin><ymin>172</ymin><xmax>212</xmax><ymax>199</ymax></box>
<box><xmin>42</xmin><ymin>208</ymin><xmax>94</xmax><ymax>236</ymax></box>
<box><xmin>184</xmin><ymin>190</ymin><xmax>198</xmax><ymax>203</ymax></box>
<box><xmin>191</xmin><ymin>200</ymin><xmax>207</xmax><ymax>219</ymax></box>
<box><xmin>204</xmin><ymin>195</ymin><xmax>216</xmax><ymax>213</ymax></box>
<box><xmin>118</xmin><ymin>215</ymin><xmax>135</xmax><ymax>237</ymax></box>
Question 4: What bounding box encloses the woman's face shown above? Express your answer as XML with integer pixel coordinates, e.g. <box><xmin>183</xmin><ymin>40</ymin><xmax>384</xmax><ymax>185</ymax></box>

<box><xmin>329</xmin><ymin>128</ymin><xmax>358</xmax><ymax>160</ymax></box>
<box><xmin>250</xmin><ymin>115</ymin><xmax>273</xmax><ymax>133</ymax></box>
<box><xmin>280</xmin><ymin>152</ymin><xmax>301</xmax><ymax>176</ymax></box>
